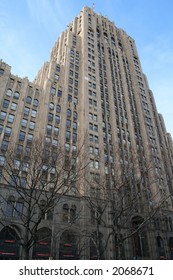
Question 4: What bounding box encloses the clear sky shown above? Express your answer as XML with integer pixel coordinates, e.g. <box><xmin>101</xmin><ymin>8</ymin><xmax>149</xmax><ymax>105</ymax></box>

<box><xmin>0</xmin><ymin>0</ymin><xmax>173</xmax><ymax>136</ymax></box>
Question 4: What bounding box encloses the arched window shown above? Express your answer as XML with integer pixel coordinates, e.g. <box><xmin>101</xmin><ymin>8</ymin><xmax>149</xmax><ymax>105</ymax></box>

<box><xmin>26</xmin><ymin>96</ymin><xmax>32</xmax><ymax>104</ymax></box>
<box><xmin>6</xmin><ymin>196</ymin><xmax>15</xmax><ymax>217</ymax></box>
<box><xmin>15</xmin><ymin>198</ymin><xmax>24</xmax><ymax>217</ymax></box>
<box><xmin>70</xmin><ymin>205</ymin><xmax>76</xmax><ymax>222</ymax></box>
<box><xmin>0</xmin><ymin>226</ymin><xmax>20</xmax><ymax>259</ymax></box>
<box><xmin>157</xmin><ymin>236</ymin><xmax>166</xmax><ymax>259</ymax></box>
<box><xmin>59</xmin><ymin>230</ymin><xmax>78</xmax><ymax>259</ymax></box>
<box><xmin>62</xmin><ymin>204</ymin><xmax>69</xmax><ymax>222</ymax></box>
<box><xmin>32</xmin><ymin>227</ymin><xmax>51</xmax><ymax>259</ymax></box>
<box><xmin>169</xmin><ymin>218</ymin><xmax>173</xmax><ymax>232</ymax></box>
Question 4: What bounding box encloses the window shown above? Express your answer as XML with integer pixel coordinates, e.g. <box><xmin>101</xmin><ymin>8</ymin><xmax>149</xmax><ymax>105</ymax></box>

<box><xmin>8</xmin><ymin>114</ymin><xmax>15</xmax><ymax>123</ymax></box>
<box><xmin>73</xmin><ymin>132</ymin><xmax>77</xmax><ymax>143</ymax></box>
<box><xmin>73</xmin><ymin>122</ymin><xmax>77</xmax><ymax>130</ymax></box>
<box><xmin>93</xmin><ymin>114</ymin><xmax>97</xmax><ymax>121</ymax></box>
<box><xmin>29</xmin><ymin>121</ymin><xmax>35</xmax><ymax>130</ymax></box>
<box><xmin>11</xmin><ymin>102</ymin><xmax>17</xmax><ymax>111</ymax></box>
<box><xmin>74</xmin><ymin>97</ymin><xmax>78</xmax><ymax>105</ymax></box>
<box><xmin>6</xmin><ymin>89</ymin><xmax>12</xmax><ymax>96</ymax></box>
<box><xmin>47</xmin><ymin>125</ymin><xmax>52</xmax><ymax>134</ymax></box>
<box><xmin>68</xmin><ymin>94</ymin><xmax>72</xmax><ymax>102</ymax></box>
<box><xmin>19</xmin><ymin>131</ymin><xmax>25</xmax><ymax>141</ymax></box>
<box><xmin>27</xmin><ymin>133</ymin><xmax>33</xmax><ymax>142</ymax></box>
<box><xmin>4</xmin><ymin>126</ymin><xmax>12</xmax><ymax>136</ymax></box>
<box><xmin>24</xmin><ymin>107</ymin><xmax>30</xmax><ymax>116</ymax></box>
<box><xmin>56</xmin><ymin>105</ymin><xmax>61</xmax><ymax>113</ymax></box>
<box><xmin>49</xmin><ymin>102</ymin><xmax>54</xmax><ymax>110</ymax></box>
<box><xmin>1</xmin><ymin>140</ymin><xmax>9</xmax><ymax>150</ymax></box>
<box><xmin>67</xmin><ymin>109</ymin><xmax>71</xmax><ymax>117</ymax></box>
<box><xmin>55</xmin><ymin>115</ymin><xmax>60</xmax><ymax>124</ymax></box>
<box><xmin>73</xmin><ymin>111</ymin><xmax>77</xmax><ymax>120</ymax></box>
<box><xmin>14</xmin><ymin>159</ymin><xmax>21</xmax><ymax>169</ymax></box>
<box><xmin>31</xmin><ymin>109</ymin><xmax>37</xmax><ymax>118</ymax></box>
<box><xmin>58</xmin><ymin>89</ymin><xmax>62</xmax><ymax>97</ymax></box>
<box><xmin>14</xmin><ymin>91</ymin><xmax>20</xmax><ymax>99</ymax></box>
<box><xmin>33</xmin><ymin>99</ymin><xmax>39</xmax><ymax>107</ymax></box>
<box><xmin>63</xmin><ymin>204</ymin><xmax>69</xmax><ymax>222</ymax></box>
<box><xmin>6</xmin><ymin>196</ymin><xmax>15</xmax><ymax>217</ymax></box>
<box><xmin>55</xmin><ymin>74</ymin><xmax>59</xmax><ymax>80</ymax></box>
<box><xmin>94</xmin><ymin>124</ymin><xmax>98</xmax><ymax>132</ymax></box>
<box><xmin>0</xmin><ymin>155</ymin><xmax>5</xmax><ymax>166</ymax></box>
<box><xmin>54</xmin><ymin>127</ymin><xmax>59</xmax><ymax>136</ymax></box>
<box><xmin>3</xmin><ymin>99</ymin><xmax>10</xmax><ymax>108</ymax></box>
<box><xmin>65</xmin><ymin>143</ymin><xmax>70</xmax><ymax>152</ymax></box>
<box><xmin>89</xmin><ymin>134</ymin><xmax>93</xmax><ymax>142</ymax></box>
<box><xmin>74</xmin><ymin>80</ymin><xmax>78</xmax><ymax>87</ymax></box>
<box><xmin>0</xmin><ymin>68</ymin><xmax>4</xmax><ymax>75</ymax></box>
<box><xmin>74</xmin><ymin>88</ymin><xmax>78</xmax><ymax>95</ymax></box>
<box><xmin>66</xmin><ymin>119</ymin><xmax>71</xmax><ymax>128</ymax></box>
<box><xmin>15</xmin><ymin>199</ymin><xmax>24</xmax><ymax>217</ymax></box>
<box><xmin>95</xmin><ymin>161</ymin><xmax>99</xmax><ymax>169</ymax></box>
<box><xmin>89</xmin><ymin>123</ymin><xmax>93</xmax><ymax>130</ymax></box>
<box><xmin>50</xmin><ymin>87</ymin><xmax>56</xmax><ymax>95</ymax></box>
<box><xmin>52</xmin><ymin>139</ymin><xmax>58</xmax><ymax>146</ymax></box>
<box><xmin>94</xmin><ymin>135</ymin><xmax>98</xmax><ymax>144</ymax></box>
<box><xmin>26</xmin><ymin>96</ymin><xmax>32</xmax><ymax>104</ymax></box>
<box><xmin>21</xmin><ymin>119</ymin><xmax>28</xmax><ymax>127</ymax></box>
<box><xmin>48</xmin><ymin>113</ymin><xmax>53</xmax><ymax>122</ymax></box>
<box><xmin>66</xmin><ymin>131</ymin><xmax>70</xmax><ymax>141</ymax></box>
<box><xmin>0</xmin><ymin>125</ymin><xmax>3</xmax><ymax>134</ymax></box>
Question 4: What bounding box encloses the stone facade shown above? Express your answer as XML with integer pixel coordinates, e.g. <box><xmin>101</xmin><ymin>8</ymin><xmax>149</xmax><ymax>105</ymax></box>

<box><xmin>0</xmin><ymin>6</ymin><xmax>173</xmax><ymax>259</ymax></box>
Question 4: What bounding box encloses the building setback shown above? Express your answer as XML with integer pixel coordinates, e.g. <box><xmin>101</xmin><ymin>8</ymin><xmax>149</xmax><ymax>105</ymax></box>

<box><xmin>0</xmin><ymin>6</ymin><xmax>173</xmax><ymax>259</ymax></box>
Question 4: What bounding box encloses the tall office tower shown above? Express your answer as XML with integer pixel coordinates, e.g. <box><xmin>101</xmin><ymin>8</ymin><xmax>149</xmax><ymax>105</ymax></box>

<box><xmin>0</xmin><ymin>6</ymin><xmax>173</xmax><ymax>259</ymax></box>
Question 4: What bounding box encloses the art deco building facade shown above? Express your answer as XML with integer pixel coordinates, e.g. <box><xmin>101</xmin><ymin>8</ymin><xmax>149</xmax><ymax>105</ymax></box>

<box><xmin>0</xmin><ymin>6</ymin><xmax>173</xmax><ymax>259</ymax></box>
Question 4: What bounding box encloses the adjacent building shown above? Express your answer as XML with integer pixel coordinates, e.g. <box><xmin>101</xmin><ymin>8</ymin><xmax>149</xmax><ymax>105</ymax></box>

<box><xmin>0</xmin><ymin>6</ymin><xmax>173</xmax><ymax>259</ymax></box>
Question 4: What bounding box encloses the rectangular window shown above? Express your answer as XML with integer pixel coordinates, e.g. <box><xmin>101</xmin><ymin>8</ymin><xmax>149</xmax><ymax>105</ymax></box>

<box><xmin>24</xmin><ymin>107</ymin><xmax>30</xmax><ymax>116</ymax></box>
<box><xmin>66</xmin><ymin>131</ymin><xmax>70</xmax><ymax>141</ymax></box>
<box><xmin>8</xmin><ymin>114</ymin><xmax>15</xmax><ymax>123</ymax></box>
<box><xmin>55</xmin><ymin>115</ymin><xmax>60</xmax><ymax>124</ymax></box>
<box><xmin>54</xmin><ymin>127</ymin><xmax>59</xmax><ymax>136</ymax></box>
<box><xmin>47</xmin><ymin>125</ymin><xmax>52</xmax><ymax>134</ymax></box>
<box><xmin>29</xmin><ymin>122</ymin><xmax>35</xmax><ymax>130</ymax></box>
<box><xmin>21</xmin><ymin>119</ymin><xmax>28</xmax><ymax>127</ymax></box>
<box><xmin>1</xmin><ymin>140</ymin><xmax>9</xmax><ymax>150</ymax></box>
<box><xmin>0</xmin><ymin>111</ymin><xmax>7</xmax><ymax>121</ymax></box>
<box><xmin>4</xmin><ymin>126</ymin><xmax>12</xmax><ymax>136</ymax></box>
<box><xmin>68</xmin><ymin>94</ymin><xmax>72</xmax><ymax>102</ymax></box>
<box><xmin>66</xmin><ymin>119</ymin><xmax>71</xmax><ymax>128</ymax></box>
<box><xmin>31</xmin><ymin>110</ymin><xmax>37</xmax><ymax>118</ymax></box>
<box><xmin>73</xmin><ymin>122</ymin><xmax>77</xmax><ymax>130</ymax></box>
<box><xmin>11</xmin><ymin>102</ymin><xmax>17</xmax><ymax>111</ymax></box>
<box><xmin>0</xmin><ymin>125</ymin><xmax>3</xmax><ymax>134</ymax></box>
<box><xmin>19</xmin><ymin>131</ymin><xmax>25</xmax><ymax>141</ymax></box>
<box><xmin>0</xmin><ymin>155</ymin><xmax>5</xmax><ymax>166</ymax></box>
<box><xmin>3</xmin><ymin>99</ymin><xmax>10</xmax><ymax>108</ymax></box>
<box><xmin>48</xmin><ymin>113</ymin><xmax>53</xmax><ymax>122</ymax></box>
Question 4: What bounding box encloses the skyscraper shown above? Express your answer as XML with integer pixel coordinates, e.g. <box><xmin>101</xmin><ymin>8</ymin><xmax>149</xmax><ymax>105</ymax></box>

<box><xmin>0</xmin><ymin>6</ymin><xmax>173</xmax><ymax>259</ymax></box>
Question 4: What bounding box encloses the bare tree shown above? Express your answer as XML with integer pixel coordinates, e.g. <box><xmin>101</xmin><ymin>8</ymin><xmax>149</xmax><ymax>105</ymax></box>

<box><xmin>81</xmin><ymin>147</ymin><xmax>172</xmax><ymax>259</ymax></box>
<box><xmin>0</xmin><ymin>138</ymin><xmax>86</xmax><ymax>259</ymax></box>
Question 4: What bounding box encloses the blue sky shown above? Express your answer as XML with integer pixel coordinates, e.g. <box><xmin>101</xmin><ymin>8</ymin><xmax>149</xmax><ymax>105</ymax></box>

<box><xmin>0</xmin><ymin>0</ymin><xmax>173</xmax><ymax>136</ymax></box>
